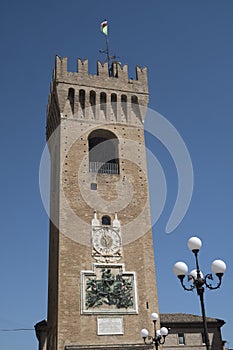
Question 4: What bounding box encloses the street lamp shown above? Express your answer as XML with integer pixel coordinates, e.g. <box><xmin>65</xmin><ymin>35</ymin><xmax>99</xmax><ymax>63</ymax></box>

<box><xmin>173</xmin><ymin>236</ymin><xmax>226</xmax><ymax>350</ymax></box>
<box><xmin>141</xmin><ymin>312</ymin><xmax>169</xmax><ymax>349</ymax></box>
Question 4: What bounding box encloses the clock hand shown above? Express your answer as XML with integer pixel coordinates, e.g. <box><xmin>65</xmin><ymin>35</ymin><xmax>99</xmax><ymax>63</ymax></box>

<box><xmin>104</xmin><ymin>235</ymin><xmax>111</xmax><ymax>247</ymax></box>
<box><xmin>101</xmin><ymin>234</ymin><xmax>110</xmax><ymax>248</ymax></box>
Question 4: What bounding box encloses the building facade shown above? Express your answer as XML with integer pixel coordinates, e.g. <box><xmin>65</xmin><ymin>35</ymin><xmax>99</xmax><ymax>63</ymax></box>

<box><xmin>35</xmin><ymin>313</ymin><xmax>227</xmax><ymax>350</ymax></box>
<box><xmin>160</xmin><ymin>313</ymin><xmax>226</xmax><ymax>349</ymax></box>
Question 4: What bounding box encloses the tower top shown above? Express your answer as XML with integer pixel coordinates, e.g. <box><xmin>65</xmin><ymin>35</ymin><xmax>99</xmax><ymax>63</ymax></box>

<box><xmin>46</xmin><ymin>55</ymin><xmax>149</xmax><ymax>140</ymax></box>
<box><xmin>54</xmin><ymin>56</ymin><xmax>148</xmax><ymax>94</ymax></box>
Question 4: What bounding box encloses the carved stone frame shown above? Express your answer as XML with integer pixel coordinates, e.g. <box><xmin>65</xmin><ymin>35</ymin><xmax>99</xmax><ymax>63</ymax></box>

<box><xmin>80</xmin><ymin>263</ymin><xmax>138</xmax><ymax>314</ymax></box>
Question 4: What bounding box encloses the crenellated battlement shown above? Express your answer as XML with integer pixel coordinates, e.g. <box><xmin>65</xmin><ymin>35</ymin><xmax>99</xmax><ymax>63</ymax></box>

<box><xmin>46</xmin><ymin>55</ymin><xmax>149</xmax><ymax>139</ymax></box>
<box><xmin>54</xmin><ymin>56</ymin><xmax>148</xmax><ymax>93</ymax></box>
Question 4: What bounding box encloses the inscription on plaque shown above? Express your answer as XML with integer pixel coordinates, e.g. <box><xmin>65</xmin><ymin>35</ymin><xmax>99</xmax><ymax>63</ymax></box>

<box><xmin>97</xmin><ymin>317</ymin><xmax>124</xmax><ymax>335</ymax></box>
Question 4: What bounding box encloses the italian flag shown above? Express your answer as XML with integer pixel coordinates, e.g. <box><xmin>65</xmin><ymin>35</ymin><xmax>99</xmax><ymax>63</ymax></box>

<box><xmin>100</xmin><ymin>20</ymin><xmax>108</xmax><ymax>35</ymax></box>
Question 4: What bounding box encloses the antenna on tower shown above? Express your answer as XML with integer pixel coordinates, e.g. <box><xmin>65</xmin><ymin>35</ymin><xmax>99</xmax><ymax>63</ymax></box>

<box><xmin>99</xmin><ymin>20</ymin><xmax>119</xmax><ymax>76</ymax></box>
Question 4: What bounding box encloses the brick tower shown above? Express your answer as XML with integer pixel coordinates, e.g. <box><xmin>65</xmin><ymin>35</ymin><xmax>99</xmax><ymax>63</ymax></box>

<box><xmin>44</xmin><ymin>56</ymin><xmax>159</xmax><ymax>350</ymax></box>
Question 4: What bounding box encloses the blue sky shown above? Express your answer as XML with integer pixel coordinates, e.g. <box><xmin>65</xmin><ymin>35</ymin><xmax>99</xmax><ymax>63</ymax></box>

<box><xmin>1</xmin><ymin>0</ymin><xmax>233</xmax><ymax>349</ymax></box>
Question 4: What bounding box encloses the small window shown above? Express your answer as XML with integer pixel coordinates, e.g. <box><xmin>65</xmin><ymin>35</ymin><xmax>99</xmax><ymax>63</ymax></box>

<box><xmin>91</xmin><ymin>183</ymin><xmax>97</xmax><ymax>190</ymax></box>
<box><xmin>102</xmin><ymin>215</ymin><xmax>111</xmax><ymax>225</ymax></box>
<box><xmin>178</xmin><ymin>332</ymin><xmax>185</xmax><ymax>345</ymax></box>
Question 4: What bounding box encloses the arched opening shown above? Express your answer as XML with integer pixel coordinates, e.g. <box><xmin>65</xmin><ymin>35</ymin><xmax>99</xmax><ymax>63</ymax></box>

<box><xmin>111</xmin><ymin>93</ymin><xmax>117</xmax><ymax>103</ymax></box>
<box><xmin>88</xmin><ymin>129</ymin><xmax>119</xmax><ymax>175</ymax></box>
<box><xmin>79</xmin><ymin>89</ymin><xmax>85</xmax><ymax>111</ymax></box>
<box><xmin>90</xmin><ymin>90</ymin><xmax>96</xmax><ymax>116</ymax></box>
<box><xmin>90</xmin><ymin>90</ymin><xmax>96</xmax><ymax>106</ymax></box>
<box><xmin>121</xmin><ymin>94</ymin><xmax>127</xmax><ymax>118</ymax></box>
<box><xmin>131</xmin><ymin>95</ymin><xmax>138</xmax><ymax>105</ymax></box>
<box><xmin>100</xmin><ymin>92</ymin><xmax>107</xmax><ymax>116</ymax></box>
<box><xmin>68</xmin><ymin>88</ymin><xmax>75</xmax><ymax>113</ymax></box>
<box><xmin>102</xmin><ymin>215</ymin><xmax>111</xmax><ymax>225</ymax></box>
<box><xmin>131</xmin><ymin>95</ymin><xmax>141</xmax><ymax>120</ymax></box>
<box><xmin>111</xmin><ymin>93</ymin><xmax>117</xmax><ymax>117</ymax></box>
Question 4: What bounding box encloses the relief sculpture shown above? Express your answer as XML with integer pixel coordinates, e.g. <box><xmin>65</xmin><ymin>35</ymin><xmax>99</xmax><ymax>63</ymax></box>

<box><xmin>85</xmin><ymin>268</ymin><xmax>134</xmax><ymax>309</ymax></box>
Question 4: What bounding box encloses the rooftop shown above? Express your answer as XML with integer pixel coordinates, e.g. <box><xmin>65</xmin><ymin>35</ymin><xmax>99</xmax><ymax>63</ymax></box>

<box><xmin>160</xmin><ymin>313</ymin><xmax>225</xmax><ymax>327</ymax></box>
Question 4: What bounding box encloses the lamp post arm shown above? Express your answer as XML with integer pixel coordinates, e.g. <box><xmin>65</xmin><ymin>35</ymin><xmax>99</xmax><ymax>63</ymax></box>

<box><xmin>205</xmin><ymin>273</ymin><xmax>223</xmax><ymax>290</ymax></box>
<box><xmin>178</xmin><ymin>275</ymin><xmax>196</xmax><ymax>292</ymax></box>
<box><xmin>158</xmin><ymin>336</ymin><xmax>166</xmax><ymax>345</ymax></box>
<box><xmin>143</xmin><ymin>336</ymin><xmax>154</xmax><ymax>346</ymax></box>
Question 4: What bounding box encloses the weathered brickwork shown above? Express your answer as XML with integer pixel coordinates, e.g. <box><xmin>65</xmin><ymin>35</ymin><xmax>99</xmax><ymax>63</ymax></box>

<box><xmin>46</xmin><ymin>56</ymin><xmax>159</xmax><ymax>350</ymax></box>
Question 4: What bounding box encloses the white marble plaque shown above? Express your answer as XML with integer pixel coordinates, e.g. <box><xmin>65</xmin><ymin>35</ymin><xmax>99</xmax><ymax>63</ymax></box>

<box><xmin>97</xmin><ymin>317</ymin><xmax>124</xmax><ymax>335</ymax></box>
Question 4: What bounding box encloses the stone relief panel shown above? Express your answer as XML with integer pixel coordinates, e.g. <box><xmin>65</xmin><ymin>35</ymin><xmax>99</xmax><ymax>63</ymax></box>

<box><xmin>81</xmin><ymin>264</ymin><xmax>138</xmax><ymax>314</ymax></box>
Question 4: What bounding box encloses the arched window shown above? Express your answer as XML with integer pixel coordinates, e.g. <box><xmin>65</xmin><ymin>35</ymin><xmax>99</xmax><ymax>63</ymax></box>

<box><xmin>111</xmin><ymin>93</ymin><xmax>117</xmax><ymax>117</ymax></box>
<box><xmin>67</xmin><ymin>88</ymin><xmax>74</xmax><ymax>113</ymax></box>
<box><xmin>102</xmin><ymin>215</ymin><xmax>111</xmax><ymax>225</ymax></box>
<box><xmin>100</xmin><ymin>92</ymin><xmax>107</xmax><ymax>116</ymax></box>
<box><xmin>88</xmin><ymin>129</ymin><xmax>119</xmax><ymax>175</ymax></box>
<box><xmin>131</xmin><ymin>95</ymin><xmax>141</xmax><ymax>120</ymax></box>
<box><xmin>68</xmin><ymin>88</ymin><xmax>75</xmax><ymax>113</ymax></box>
<box><xmin>79</xmin><ymin>89</ymin><xmax>85</xmax><ymax>110</ymax></box>
<box><xmin>90</xmin><ymin>90</ymin><xmax>96</xmax><ymax>116</ymax></box>
<box><xmin>90</xmin><ymin>90</ymin><xmax>96</xmax><ymax>106</ymax></box>
<box><xmin>111</xmin><ymin>93</ymin><xmax>117</xmax><ymax>103</ymax></box>
<box><xmin>131</xmin><ymin>95</ymin><xmax>138</xmax><ymax>105</ymax></box>
<box><xmin>121</xmin><ymin>94</ymin><xmax>127</xmax><ymax>118</ymax></box>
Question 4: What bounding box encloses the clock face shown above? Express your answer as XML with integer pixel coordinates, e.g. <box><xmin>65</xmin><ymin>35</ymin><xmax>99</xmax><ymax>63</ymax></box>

<box><xmin>93</xmin><ymin>227</ymin><xmax>121</xmax><ymax>255</ymax></box>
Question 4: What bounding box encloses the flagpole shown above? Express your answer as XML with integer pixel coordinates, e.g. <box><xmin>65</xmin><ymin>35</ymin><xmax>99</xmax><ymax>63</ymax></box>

<box><xmin>100</xmin><ymin>20</ymin><xmax>117</xmax><ymax>77</ymax></box>
<box><xmin>105</xmin><ymin>34</ymin><xmax>110</xmax><ymax>75</ymax></box>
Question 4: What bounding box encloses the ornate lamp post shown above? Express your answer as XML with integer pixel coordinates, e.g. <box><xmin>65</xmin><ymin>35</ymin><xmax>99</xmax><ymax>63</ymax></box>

<box><xmin>173</xmin><ymin>237</ymin><xmax>226</xmax><ymax>350</ymax></box>
<box><xmin>141</xmin><ymin>312</ymin><xmax>169</xmax><ymax>349</ymax></box>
